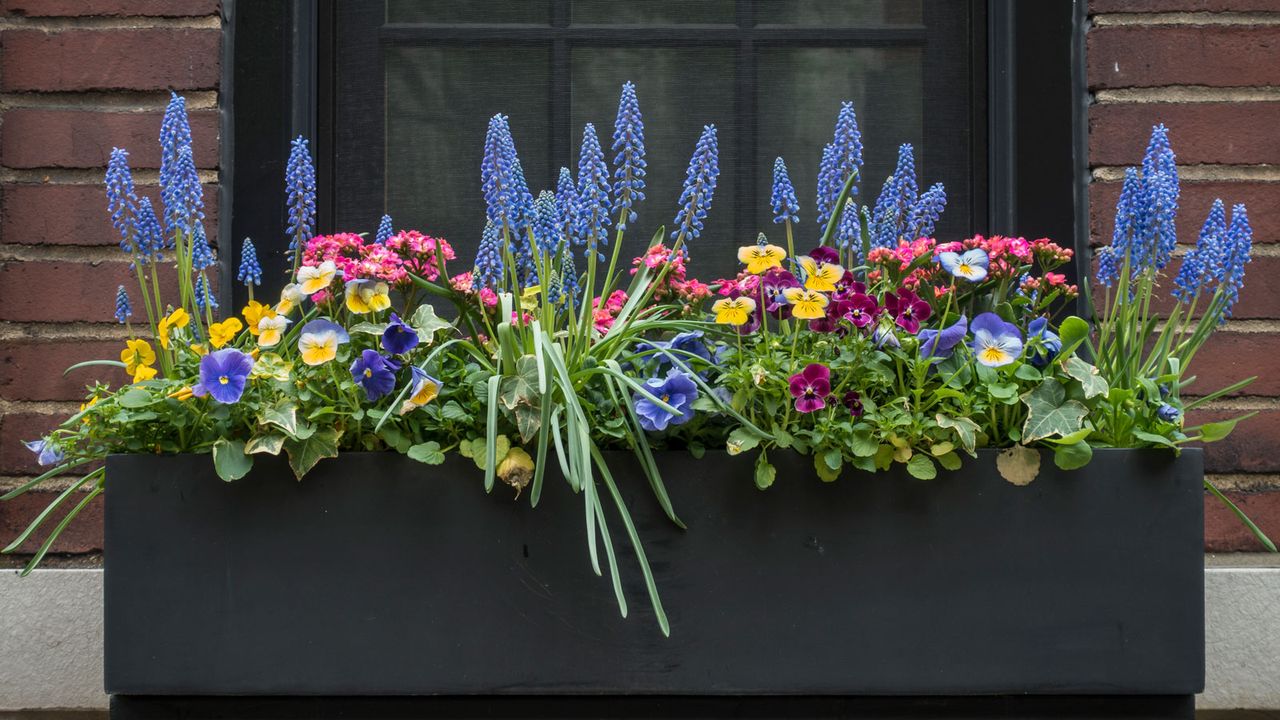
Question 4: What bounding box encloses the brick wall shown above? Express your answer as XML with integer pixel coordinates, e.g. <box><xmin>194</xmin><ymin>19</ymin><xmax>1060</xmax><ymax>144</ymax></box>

<box><xmin>2</xmin><ymin>0</ymin><xmax>1279</xmax><ymax>564</ymax></box>
<box><xmin>0</xmin><ymin>0</ymin><xmax>221</xmax><ymax>565</ymax></box>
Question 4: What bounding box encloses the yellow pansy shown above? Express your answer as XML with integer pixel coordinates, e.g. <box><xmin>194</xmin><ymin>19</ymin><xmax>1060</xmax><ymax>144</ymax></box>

<box><xmin>242</xmin><ymin>301</ymin><xmax>275</xmax><ymax>335</ymax></box>
<box><xmin>256</xmin><ymin>314</ymin><xmax>291</xmax><ymax>347</ymax></box>
<box><xmin>344</xmin><ymin>279</ymin><xmax>391</xmax><ymax>314</ymax></box>
<box><xmin>131</xmin><ymin>364</ymin><xmax>157</xmax><ymax>383</ymax></box>
<box><xmin>737</xmin><ymin>244</ymin><xmax>786</xmax><ymax>274</ymax></box>
<box><xmin>189</xmin><ymin>343</ymin><xmax>208</xmax><ymax>356</ymax></box>
<box><xmin>276</xmin><ymin>283</ymin><xmax>306</xmax><ymax>315</ymax></box>
<box><xmin>120</xmin><ymin>338</ymin><xmax>156</xmax><ymax>375</ymax></box>
<box><xmin>711</xmin><ymin>296</ymin><xmax>757</xmax><ymax>326</ymax></box>
<box><xmin>78</xmin><ymin>395</ymin><xmax>99</xmax><ymax>424</ymax></box>
<box><xmin>167</xmin><ymin>386</ymin><xmax>195</xmax><ymax>401</ymax></box>
<box><xmin>208</xmin><ymin>318</ymin><xmax>244</xmax><ymax>349</ymax></box>
<box><xmin>297</xmin><ymin>319</ymin><xmax>349</xmax><ymax>366</ymax></box>
<box><xmin>296</xmin><ymin>260</ymin><xmax>338</xmax><ymax>295</ymax></box>
<box><xmin>797</xmin><ymin>256</ymin><xmax>845</xmax><ymax>292</ymax></box>
<box><xmin>157</xmin><ymin>308</ymin><xmax>190</xmax><ymax>349</ymax></box>
<box><xmin>783</xmin><ymin>287</ymin><xmax>829</xmax><ymax>319</ymax></box>
<box><xmin>400</xmin><ymin>368</ymin><xmax>443</xmax><ymax>414</ymax></box>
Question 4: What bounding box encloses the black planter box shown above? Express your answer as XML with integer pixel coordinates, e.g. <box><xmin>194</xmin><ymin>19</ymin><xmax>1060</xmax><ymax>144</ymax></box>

<box><xmin>104</xmin><ymin>449</ymin><xmax>1204</xmax><ymax>701</ymax></box>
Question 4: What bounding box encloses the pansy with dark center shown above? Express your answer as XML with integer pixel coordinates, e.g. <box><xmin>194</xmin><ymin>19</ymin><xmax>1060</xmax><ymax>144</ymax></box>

<box><xmin>788</xmin><ymin>363</ymin><xmax>832</xmax><ymax>413</ymax></box>
<box><xmin>884</xmin><ymin>288</ymin><xmax>931</xmax><ymax>334</ymax></box>
<box><xmin>349</xmin><ymin>349</ymin><xmax>401</xmax><ymax>401</ymax></box>
<box><xmin>192</xmin><ymin>348</ymin><xmax>254</xmax><ymax>404</ymax></box>
<box><xmin>843</xmin><ymin>293</ymin><xmax>879</xmax><ymax>329</ymax></box>
<box><xmin>381</xmin><ymin>312</ymin><xmax>420</xmax><ymax>355</ymax></box>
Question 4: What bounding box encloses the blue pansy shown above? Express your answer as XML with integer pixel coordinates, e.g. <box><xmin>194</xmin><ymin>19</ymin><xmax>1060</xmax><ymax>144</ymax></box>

<box><xmin>969</xmin><ymin>312</ymin><xmax>1023</xmax><ymax>367</ymax></box>
<box><xmin>937</xmin><ymin>248</ymin><xmax>989</xmax><ymax>282</ymax></box>
<box><xmin>1026</xmin><ymin>317</ymin><xmax>1062</xmax><ymax>368</ymax></box>
<box><xmin>919</xmin><ymin>315</ymin><xmax>968</xmax><ymax>361</ymax></box>
<box><xmin>349</xmin><ymin>349</ymin><xmax>401</xmax><ymax>402</ymax></box>
<box><xmin>1157</xmin><ymin>403</ymin><xmax>1181</xmax><ymax>423</ymax></box>
<box><xmin>24</xmin><ymin>438</ymin><xmax>65</xmax><ymax>467</ymax></box>
<box><xmin>381</xmin><ymin>312</ymin><xmax>419</xmax><ymax>355</ymax></box>
<box><xmin>192</xmin><ymin>348</ymin><xmax>254</xmax><ymax>404</ymax></box>
<box><xmin>633</xmin><ymin>368</ymin><xmax>698</xmax><ymax>432</ymax></box>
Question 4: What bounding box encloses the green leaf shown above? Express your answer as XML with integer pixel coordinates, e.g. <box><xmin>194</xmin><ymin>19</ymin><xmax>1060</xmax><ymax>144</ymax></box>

<box><xmin>988</xmin><ymin>382</ymin><xmax>1019</xmax><ymax>400</ymax></box>
<box><xmin>754</xmin><ymin>452</ymin><xmax>776</xmax><ymax>490</ymax></box>
<box><xmin>1043</xmin><ymin>426</ymin><xmax>1093</xmax><ymax>446</ymax></box>
<box><xmin>1205</xmin><ymin>478</ymin><xmax>1277</xmax><ymax>553</ymax></box>
<box><xmin>936</xmin><ymin>451</ymin><xmax>962</xmax><ymax>471</ymax></box>
<box><xmin>822</xmin><ymin>449</ymin><xmax>842</xmax><ymax>470</ymax></box>
<box><xmin>1014</xmin><ymin>364</ymin><xmax>1042</xmax><ymax>382</ymax></box>
<box><xmin>244</xmin><ymin>433</ymin><xmax>286</xmax><ymax>456</ymax></box>
<box><xmin>1020</xmin><ymin>379</ymin><xmax>1088</xmax><ymax>443</ymax></box>
<box><xmin>996</xmin><ymin>445</ymin><xmax>1041</xmax><ymax>486</ymax></box>
<box><xmin>440</xmin><ymin>401</ymin><xmax>473</xmax><ymax>423</ymax></box>
<box><xmin>906</xmin><ymin>454</ymin><xmax>937</xmax><ymax>480</ymax></box>
<box><xmin>1133</xmin><ymin>429</ymin><xmax>1179</xmax><ymax>449</ymax></box>
<box><xmin>499</xmin><ymin>355</ymin><xmax>542</xmax><ymax>443</ymax></box>
<box><xmin>1053</xmin><ymin>441</ymin><xmax>1093</xmax><ymax>470</ymax></box>
<box><xmin>936</xmin><ymin>414</ymin><xmax>980</xmax><ymax>455</ymax></box>
<box><xmin>815</xmin><ymin>453</ymin><xmax>841</xmax><ymax>482</ymax></box>
<box><xmin>407</xmin><ymin>441</ymin><xmax>445</xmax><ymax>465</ymax></box>
<box><xmin>688</xmin><ymin>441</ymin><xmax>706</xmax><ymax>460</ymax></box>
<box><xmin>376</xmin><ymin>424</ymin><xmax>412</xmax><ymax>453</ymax></box>
<box><xmin>118</xmin><ymin>387</ymin><xmax>154</xmax><ymax>408</ymax></box>
<box><xmin>1063</xmin><ymin>356</ymin><xmax>1109</xmax><ymax>399</ymax></box>
<box><xmin>212</xmin><ymin>438</ymin><xmax>253</xmax><ymax>482</ymax></box>
<box><xmin>849</xmin><ymin>426</ymin><xmax>879</xmax><ymax>457</ymax></box>
<box><xmin>409</xmin><ymin>304</ymin><xmax>453</xmax><ymax>338</ymax></box>
<box><xmin>1057</xmin><ymin>315</ymin><xmax>1090</xmax><ymax>354</ymax></box>
<box><xmin>261</xmin><ymin>401</ymin><xmax>300</xmax><ymax>437</ymax></box>
<box><xmin>347</xmin><ymin>321</ymin><xmax>385</xmax><ymax>336</ymax></box>
<box><xmin>726</xmin><ymin>427</ymin><xmax>762</xmax><ymax>456</ymax></box>
<box><xmin>283</xmin><ymin>427</ymin><xmax>341</xmax><ymax>480</ymax></box>
<box><xmin>1194</xmin><ymin>413</ymin><xmax>1255</xmax><ymax>443</ymax></box>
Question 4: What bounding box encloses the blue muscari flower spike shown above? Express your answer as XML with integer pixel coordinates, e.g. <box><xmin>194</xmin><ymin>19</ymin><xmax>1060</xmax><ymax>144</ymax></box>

<box><xmin>835</xmin><ymin>198</ymin><xmax>860</xmax><ymax>259</ymax></box>
<box><xmin>286</xmin><ymin>136</ymin><xmax>317</xmax><ymax>253</ymax></box>
<box><xmin>906</xmin><ymin>182</ymin><xmax>947</xmax><ymax>240</ymax></box>
<box><xmin>114</xmin><ymin>285</ymin><xmax>132</xmax><ymax>324</ymax></box>
<box><xmin>1103</xmin><ymin>125</ymin><xmax>1180</xmax><ymax>286</ymax></box>
<box><xmin>474</xmin><ymin>220</ymin><xmax>504</xmax><ymax>290</ymax></box>
<box><xmin>576</xmin><ymin>123</ymin><xmax>612</xmax><ymax>258</ymax></box>
<box><xmin>133</xmin><ymin>196</ymin><xmax>164</xmax><ymax>263</ymax></box>
<box><xmin>190</xmin><ymin>221</ymin><xmax>215</xmax><ymax>270</ymax></box>
<box><xmin>106</xmin><ymin>147</ymin><xmax>138</xmax><ymax>251</ymax></box>
<box><xmin>555</xmin><ymin>241</ymin><xmax>580</xmax><ymax>310</ymax></box>
<box><xmin>375</xmin><ymin>214</ymin><xmax>394</xmax><ymax>245</ymax></box>
<box><xmin>1220</xmin><ymin>203</ymin><xmax>1252</xmax><ymax>319</ymax></box>
<box><xmin>481</xmin><ymin>114</ymin><xmax>534</xmax><ymax>236</ymax></box>
<box><xmin>158</xmin><ymin>93</ymin><xmax>204</xmax><ymax>235</ymax></box>
<box><xmin>817</xmin><ymin>101</ymin><xmax>864</xmax><ymax>226</ymax></box>
<box><xmin>1143</xmin><ymin>124</ymin><xmax>1179</xmax><ymax>271</ymax></box>
<box><xmin>673</xmin><ymin>124</ymin><xmax>720</xmax><ymax>246</ymax></box>
<box><xmin>1173</xmin><ymin>199</ymin><xmax>1227</xmax><ymax>302</ymax></box>
<box><xmin>611</xmin><ymin>81</ymin><xmax>647</xmax><ymax>230</ymax></box>
<box><xmin>194</xmin><ymin>273</ymin><xmax>217</xmax><ymax>312</ymax></box>
<box><xmin>555</xmin><ymin>167</ymin><xmax>579</xmax><ymax>247</ymax></box>
<box><xmin>533</xmin><ymin>190</ymin><xmax>560</xmax><ymax>253</ymax></box>
<box><xmin>238</xmin><ymin>237</ymin><xmax>262</xmax><ymax>286</ymax></box>
<box><xmin>869</xmin><ymin>144</ymin><xmax>920</xmax><ymax>249</ymax></box>
<box><xmin>771</xmin><ymin>156</ymin><xmax>799</xmax><ymax>224</ymax></box>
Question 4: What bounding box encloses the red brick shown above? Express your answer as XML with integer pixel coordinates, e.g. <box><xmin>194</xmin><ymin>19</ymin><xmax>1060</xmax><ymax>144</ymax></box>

<box><xmin>1090</xmin><ymin>103</ymin><xmax>1280</xmax><ymax>166</ymax></box>
<box><xmin>1</xmin><ymin>183</ymin><xmax>218</xmax><ymax>246</ymax></box>
<box><xmin>2</xmin><ymin>0</ymin><xmax>219</xmax><ymax>16</ymax></box>
<box><xmin>0</xmin><ymin>412</ymin><xmax>66</xmax><ymax>475</ymax></box>
<box><xmin>1191</xmin><ymin>408</ymin><xmax>1280</xmax><ymax>474</ymax></box>
<box><xmin>1205</xmin><ymin>489</ymin><xmax>1280</xmax><ymax>552</ymax></box>
<box><xmin>1089</xmin><ymin>26</ymin><xmax>1280</xmax><ymax>90</ymax></box>
<box><xmin>1187</xmin><ymin>332</ymin><xmax>1280</xmax><ymax>396</ymax></box>
<box><xmin>0</xmin><ymin>339</ymin><xmax>126</xmax><ymax>401</ymax></box>
<box><xmin>1</xmin><ymin>28</ymin><xmax>220</xmax><ymax>92</ymax></box>
<box><xmin>0</xmin><ymin>108</ymin><xmax>218</xmax><ymax>169</ymax></box>
<box><xmin>1091</xmin><ymin>181</ymin><xmax>1280</xmax><ymax>247</ymax></box>
<box><xmin>0</xmin><ymin>489</ymin><xmax>103</xmax><ymax>555</ymax></box>
<box><xmin>0</xmin><ymin>260</ymin><xmax>218</xmax><ymax>322</ymax></box>
<box><xmin>1092</xmin><ymin>0</ymin><xmax>1280</xmax><ymax>10</ymax></box>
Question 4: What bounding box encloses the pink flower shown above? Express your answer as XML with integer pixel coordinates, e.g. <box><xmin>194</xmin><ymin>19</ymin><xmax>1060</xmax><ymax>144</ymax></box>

<box><xmin>844</xmin><ymin>293</ymin><xmax>879</xmax><ymax>329</ymax></box>
<box><xmin>842</xmin><ymin>390</ymin><xmax>864</xmax><ymax>417</ymax></box>
<box><xmin>478</xmin><ymin>288</ymin><xmax>499</xmax><ymax>308</ymax></box>
<box><xmin>884</xmin><ymin>288</ymin><xmax>931</xmax><ymax>334</ymax></box>
<box><xmin>789</xmin><ymin>363</ymin><xmax>831</xmax><ymax>414</ymax></box>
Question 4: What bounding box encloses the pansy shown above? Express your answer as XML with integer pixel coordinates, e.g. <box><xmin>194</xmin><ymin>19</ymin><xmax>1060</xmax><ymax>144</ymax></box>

<box><xmin>120</xmin><ymin>338</ymin><xmax>156</xmax><ymax>376</ymax></box>
<box><xmin>297</xmin><ymin>318</ymin><xmax>350</xmax><ymax>366</ymax></box>
<box><xmin>810</xmin><ymin>298</ymin><xmax>851</xmax><ymax>334</ymax></box>
<box><xmin>843</xmin><ymin>293</ymin><xmax>879</xmax><ymax>329</ymax></box>
<box><xmin>842</xmin><ymin>390</ymin><xmax>864</xmax><ymax>417</ymax></box>
<box><xmin>797</xmin><ymin>255</ymin><xmax>845</xmax><ymax>292</ymax></box>
<box><xmin>191</xmin><ymin>348</ymin><xmax>254</xmax><ymax>404</ymax></box>
<box><xmin>807</xmin><ymin>246</ymin><xmax>840</xmax><ymax>265</ymax></box>
<box><xmin>349</xmin><ymin>349</ymin><xmax>400</xmax><ymax>401</ymax></box>
<box><xmin>759</xmin><ymin>267</ymin><xmax>801</xmax><ymax>318</ymax></box>
<box><xmin>937</xmin><ymin>248</ymin><xmax>990</xmax><ymax>282</ymax></box>
<box><xmin>633</xmin><ymin>368</ymin><xmax>698</xmax><ymax>432</ymax></box>
<box><xmin>969</xmin><ymin>312</ymin><xmax>1023</xmax><ymax>367</ymax></box>
<box><xmin>918</xmin><ymin>315</ymin><xmax>968</xmax><ymax>360</ymax></box>
<box><xmin>1026</xmin><ymin>317</ymin><xmax>1062</xmax><ymax>368</ymax></box>
<box><xmin>242</xmin><ymin>301</ymin><xmax>274</xmax><ymax>336</ymax></box>
<box><xmin>277</xmin><ymin>283</ymin><xmax>306</xmax><ymax>314</ymax></box>
<box><xmin>256</xmin><ymin>314</ymin><xmax>291</xmax><ymax>347</ymax></box>
<box><xmin>381</xmin><ymin>312</ymin><xmax>420</xmax><ymax>354</ymax></box>
<box><xmin>297</xmin><ymin>260</ymin><xmax>338</xmax><ymax>295</ymax></box>
<box><xmin>1156</xmin><ymin>403</ymin><xmax>1181</xmax><ymax>423</ymax></box>
<box><xmin>131</xmin><ymin>365</ymin><xmax>157</xmax><ymax>383</ymax></box>
<box><xmin>157</xmin><ymin>307</ymin><xmax>190</xmax><ymax>349</ymax></box>
<box><xmin>24</xmin><ymin>438</ymin><xmax>65</xmax><ymax>466</ymax></box>
<box><xmin>789</xmin><ymin>363</ymin><xmax>831</xmax><ymax>414</ymax></box>
<box><xmin>782</xmin><ymin>287</ymin><xmax>829</xmax><ymax>320</ymax></box>
<box><xmin>344</xmin><ymin>279</ymin><xmax>392</xmax><ymax>314</ymax></box>
<box><xmin>208</xmin><ymin>318</ymin><xmax>243</xmax><ymax>349</ymax></box>
<box><xmin>737</xmin><ymin>243</ymin><xmax>787</xmax><ymax>274</ymax></box>
<box><xmin>400</xmin><ymin>366</ymin><xmax>443</xmax><ymax>414</ymax></box>
<box><xmin>872</xmin><ymin>325</ymin><xmax>901</xmax><ymax>349</ymax></box>
<box><xmin>712</xmin><ymin>296</ymin><xmax>756</xmax><ymax>326</ymax></box>
<box><xmin>884</xmin><ymin>289</ymin><xmax>931</xmax><ymax>334</ymax></box>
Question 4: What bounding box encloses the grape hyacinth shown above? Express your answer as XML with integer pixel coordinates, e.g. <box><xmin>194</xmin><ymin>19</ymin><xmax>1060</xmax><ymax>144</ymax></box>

<box><xmin>1221</xmin><ymin>204</ymin><xmax>1253</xmax><ymax>318</ymax></box>
<box><xmin>114</xmin><ymin>285</ymin><xmax>133</xmax><ymax>324</ymax></box>
<box><xmin>134</xmin><ymin>196</ymin><xmax>165</xmax><ymax>263</ymax></box>
<box><xmin>771</xmin><ymin>157</ymin><xmax>799</xmax><ymax>225</ymax></box>
<box><xmin>375</xmin><ymin>214</ymin><xmax>394</xmax><ymax>245</ymax></box>
<box><xmin>869</xmin><ymin>144</ymin><xmax>921</xmax><ymax>249</ymax></box>
<box><xmin>835</xmin><ymin>198</ymin><xmax>860</xmax><ymax>258</ymax></box>
<box><xmin>191</xmin><ymin>222</ymin><xmax>216</xmax><ymax>270</ymax></box>
<box><xmin>576</xmin><ymin>123</ymin><xmax>612</xmax><ymax>259</ymax></box>
<box><xmin>552</xmin><ymin>241</ymin><xmax>581</xmax><ymax>310</ymax></box>
<box><xmin>194</xmin><ymin>272</ymin><xmax>217</xmax><ymax>312</ymax></box>
<box><xmin>1099</xmin><ymin>125</ymin><xmax>1180</xmax><ymax>286</ymax></box>
<box><xmin>106</xmin><ymin>148</ymin><xmax>138</xmax><ymax>250</ymax></box>
<box><xmin>1173</xmin><ymin>199</ymin><xmax>1227</xmax><ymax>302</ymax></box>
<box><xmin>474</xmin><ymin>220</ymin><xmax>504</xmax><ymax>290</ymax></box>
<box><xmin>1143</xmin><ymin>124</ymin><xmax>1179</xmax><ymax>270</ymax></box>
<box><xmin>905</xmin><ymin>183</ymin><xmax>947</xmax><ymax>240</ymax></box>
<box><xmin>611</xmin><ymin>81</ymin><xmax>647</xmax><ymax>230</ymax></box>
<box><xmin>238</xmin><ymin>237</ymin><xmax>262</xmax><ymax>287</ymax></box>
<box><xmin>286</xmin><ymin>136</ymin><xmax>317</xmax><ymax>262</ymax></box>
<box><xmin>533</xmin><ymin>190</ymin><xmax>560</xmax><ymax>253</ymax></box>
<box><xmin>555</xmin><ymin>167</ymin><xmax>580</xmax><ymax>247</ymax></box>
<box><xmin>816</xmin><ymin>101</ymin><xmax>864</xmax><ymax>226</ymax></box>
<box><xmin>672</xmin><ymin>124</ymin><xmax>720</xmax><ymax>247</ymax></box>
<box><xmin>481</xmin><ymin>114</ymin><xmax>534</xmax><ymax>236</ymax></box>
<box><xmin>159</xmin><ymin>93</ymin><xmax>204</xmax><ymax>235</ymax></box>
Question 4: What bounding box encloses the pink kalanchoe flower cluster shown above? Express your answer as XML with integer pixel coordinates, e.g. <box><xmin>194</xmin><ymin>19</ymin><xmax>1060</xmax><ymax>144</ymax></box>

<box><xmin>303</xmin><ymin>232</ymin><xmax>406</xmax><ymax>286</ymax></box>
<box><xmin>866</xmin><ymin>237</ymin><xmax>945</xmax><ymax>291</ymax></box>
<box><xmin>384</xmin><ymin>230</ymin><xmax>456</xmax><ymax>282</ymax></box>
<box><xmin>933</xmin><ymin>235</ymin><xmax>1033</xmax><ymax>282</ymax></box>
<box><xmin>1020</xmin><ymin>272</ymin><xmax>1079</xmax><ymax>299</ymax></box>
<box><xmin>630</xmin><ymin>243</ymin><xmax>708</xmax><ymax>306</ymax></box>
<box><xmin>591</xmin><ymin>290</ymin><xmax>630</xmax><ymax>333</ymax></box>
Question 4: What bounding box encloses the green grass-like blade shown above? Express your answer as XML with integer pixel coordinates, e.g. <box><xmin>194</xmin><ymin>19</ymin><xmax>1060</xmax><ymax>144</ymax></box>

<box><xmin>1</xmin><ymin>458</ymin><xmax>94</xmax><ymax>501</ymax></box>
<box><xmin>484</xmin><ymin>375</ymin><xmax>500</xmax><ymax>493</ymax></box>
<box><xmin>1205</xmin><ymin>478</ymin><xmax>1277</xmax><ymax>553</ymax></box>
<box><xmin>2</xmin><ymin>468</ymin><xmax>100</xmax><ymax>554</ymax></box>
<box><xmin>21</xmin><ymin>477</ymin><xmax>105</xmax><ymax>576</ymax></box>
<box><xmin>592</xmin><ymin>484</ymin><xmax>628</xmax><ymax>618</ymax></box>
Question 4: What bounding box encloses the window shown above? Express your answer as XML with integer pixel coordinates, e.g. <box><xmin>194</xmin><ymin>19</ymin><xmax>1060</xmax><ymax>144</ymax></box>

<box><xmin>224</xmin><ymin>1</ymin><xmax>1083</xmax><ymax>306</ymax></box>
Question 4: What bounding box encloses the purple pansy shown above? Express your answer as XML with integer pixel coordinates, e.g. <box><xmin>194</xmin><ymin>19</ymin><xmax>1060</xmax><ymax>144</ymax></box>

<box><xmin>350</xmin><ymin>349</ymin><xmax>401</xmax><ymax>401</ymax></box>
<box><xmin>789</xmin><ymin>363</ymin><xmax>831</xmax><ymax>414</ymax></box>
<box><xmin>919</xmin><ymin>315</ymin><xmax>969</xmax><ymax>361</ymax></box>
<box><xmin>381</xmin><ymin>312</ymin><xmax>420</xmax><ymax>355</ymax></box>
<box><xmin>192</xmin><ymin>348</ymin><xmax>254</xmax><ymax>404</ymax></box>
<box><xmin>633</xmin><ymin>368</ymin><xmax>698</xmax><ymax>432</ymax></box>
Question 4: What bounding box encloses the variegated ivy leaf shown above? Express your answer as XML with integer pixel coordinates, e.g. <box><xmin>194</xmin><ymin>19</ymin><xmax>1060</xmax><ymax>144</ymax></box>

<box><xmin>936</xmin><ymin>414</ymin><xmax>980</xmax><ymax>455</ymax></box>
<box><xmin>1063</xmin><ymin>356</ymin><xmax>1109</xmax><ymax>399</ymax></box>
<box><xmin>1020</xmin><ymin>379</ymin><xmax>1088</xmax><ymax>443</ymax></box>
<box><xmin>409</xmin><ymin>304</ymin><xmax>452</xmax><ymax>340</ymax></box>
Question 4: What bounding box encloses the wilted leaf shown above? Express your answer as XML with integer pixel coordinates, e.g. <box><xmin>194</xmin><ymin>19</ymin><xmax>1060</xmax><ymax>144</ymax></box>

<box><xmin>997</xmin><ymin>445</ymin><xmax>1040</xmax><ymax>486</ymax></box>
<box><xmin>726</xmin><ymin>427</ymin><xmax>762</xmax><ymax>456</ymax></box>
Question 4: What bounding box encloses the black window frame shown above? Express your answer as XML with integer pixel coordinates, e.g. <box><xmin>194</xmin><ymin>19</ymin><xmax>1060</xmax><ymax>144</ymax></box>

<box><xmin>220</xmin><ymin>0</ymin><xmax>1088</xmax><ymax>311</ymax></box>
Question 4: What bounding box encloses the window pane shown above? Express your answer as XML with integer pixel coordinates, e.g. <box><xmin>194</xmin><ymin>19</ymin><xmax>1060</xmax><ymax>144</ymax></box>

<box><xmin>382</xmin><ymin>46</ymin><xmax>552</xmax><ymax>252</ymax></box>
<box><xmin>571</xmin><ymin>0</ymin><xmax>734</xmax><ymax>24</ymax></box>
<box><xmin>570</xmin><ymin>48</ymin><xmax>739</xmax><ymax>277</ymax></box>
<box><xmin>755</xmin><ymin>0</ymin><xmax>922</xmax><ymax>25</ymax></box>
<box><xmin>387</xmin><ymin>0</ymin><xmax>550</xmax><ymax>24</ymax></box>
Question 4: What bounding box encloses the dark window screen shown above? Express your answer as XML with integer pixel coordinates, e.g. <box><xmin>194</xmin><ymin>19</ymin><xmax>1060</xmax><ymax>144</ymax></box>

<box><xmin>329</xmin><ymin>1</ymin><xmax>983</xmax><ymax>280</ymax></box>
